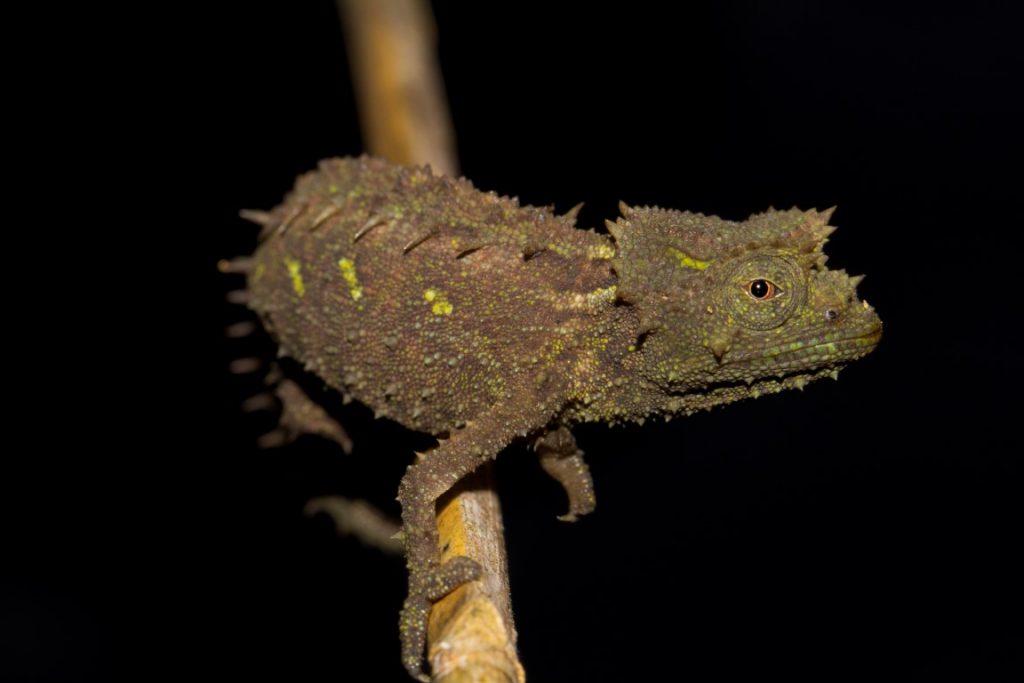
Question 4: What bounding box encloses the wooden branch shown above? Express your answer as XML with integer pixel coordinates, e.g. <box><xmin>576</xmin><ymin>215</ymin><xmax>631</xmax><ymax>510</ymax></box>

<box><xmin>336</xmin><ymin>2</ymin><xmax>523</xmax><ymax>680</ymax></box>
<box><xmin>338</xmin><ymin>0</ymin><xmax>459</xmax><ymax>177</ymax></box>
<box><xmin>428</xmin><ymin>470</ymin><xmax>523</xmax><ymax>683</ymax></box>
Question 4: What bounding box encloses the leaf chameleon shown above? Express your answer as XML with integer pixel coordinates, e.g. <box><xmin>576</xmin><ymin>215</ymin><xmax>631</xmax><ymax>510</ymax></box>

<box><xmin>234</xmin><ymin>156</ymin><xmax>882</xmax><ymax>680</ymax></box>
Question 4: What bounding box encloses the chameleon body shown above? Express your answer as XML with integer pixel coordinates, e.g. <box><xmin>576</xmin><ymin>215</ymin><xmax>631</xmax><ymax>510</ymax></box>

<box><xmin>243</xmin><ymin>156</ymin><xmax>881</xmax><ymax>679</ymax></box>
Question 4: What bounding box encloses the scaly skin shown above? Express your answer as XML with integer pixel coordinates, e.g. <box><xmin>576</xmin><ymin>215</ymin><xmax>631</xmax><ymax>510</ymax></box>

<box><xmin>244</xmin><ymin>156</ymin><xmax>881</xmax><ymax>680</ymax></box>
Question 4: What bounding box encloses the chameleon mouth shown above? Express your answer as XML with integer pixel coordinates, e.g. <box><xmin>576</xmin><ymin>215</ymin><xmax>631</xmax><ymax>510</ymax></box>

<box><xmin>761</xmin><ymin>325</ymin><xmax>880</xmax><ymax>368</ymax></box>
<box><xmin>727</xmin><ymin>322</ymin><xmax>882</xmax><ymax>373</ymax></box>
<box><xmin>662</xmin><ymin>350</ymin><xmax>876</xmax><ymax>416</ymax></box>
<box><xmin>771</xmin><ymin>326</ymin><xmax>881</xmax><ymax>360</ymax></box>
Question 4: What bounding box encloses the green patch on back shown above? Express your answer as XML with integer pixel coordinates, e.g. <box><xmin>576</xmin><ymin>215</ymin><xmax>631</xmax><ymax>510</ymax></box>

<box><xmin>284</xmin><ymin>258</ymin><xmax>305</xmax><ymax>296</ymax></box>
<box><xmin>338</xmin><ymin>257</ymin><xmax>364</xmax><ymax>305</ymax></box>
<box><xmin>423</xmin><ymin>288</ymin><xmax>453</xmax><ymax>315</ymax></box>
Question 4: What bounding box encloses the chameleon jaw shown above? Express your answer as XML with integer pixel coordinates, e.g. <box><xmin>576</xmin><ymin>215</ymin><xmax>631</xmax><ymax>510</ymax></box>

<box><xmin>723</xmin><ymin>322</ymin><xmax>882</xmax><ymax>372</ymax></box>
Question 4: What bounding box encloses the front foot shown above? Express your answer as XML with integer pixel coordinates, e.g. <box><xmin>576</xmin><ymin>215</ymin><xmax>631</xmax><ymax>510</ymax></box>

<box><xmin>400</xmin><ymin>556</ymin><xmax>482</xmax><ymax>681</ymax></box>
<box><xmin>535</xmin><ymin>427</ymin><xmax>596</xmax><ymax>522</ymax></box>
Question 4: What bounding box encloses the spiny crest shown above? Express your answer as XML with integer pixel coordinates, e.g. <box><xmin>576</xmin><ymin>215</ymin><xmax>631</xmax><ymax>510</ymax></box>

<box><xmin>263</xmin><ymin>156</ymin><xmax>594</xmax><ymax>259</ymax></box>
<box><xmin>607</xmin><ymin>204</ymin><xmax>837</xmax><ymax>304</ymax></box>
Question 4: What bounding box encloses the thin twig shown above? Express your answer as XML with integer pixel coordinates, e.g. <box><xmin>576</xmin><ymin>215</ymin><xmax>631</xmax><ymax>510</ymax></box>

<box><xmin>338</xmin><ymin>0</ymin><xmax>459</xmax><ymax>177</ymax></box>
<box><xmin>428</xmin><ymin>472</ymin><xmax>523</xmax><ymax>683</ymax></box>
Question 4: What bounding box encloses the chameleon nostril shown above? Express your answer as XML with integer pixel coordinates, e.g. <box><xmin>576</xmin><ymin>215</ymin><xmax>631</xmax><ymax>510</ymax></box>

<box><xmin>825</xmin><ymin>309</ymin><xmax>839</xmax><ymax>322</ymax></box>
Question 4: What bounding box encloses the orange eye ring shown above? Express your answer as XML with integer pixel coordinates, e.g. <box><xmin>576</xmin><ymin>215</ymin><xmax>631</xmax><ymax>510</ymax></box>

<box><xmin>747</xmin><ymin>278</ymin><xmax>778</xmax><ymax>300</ymax></box>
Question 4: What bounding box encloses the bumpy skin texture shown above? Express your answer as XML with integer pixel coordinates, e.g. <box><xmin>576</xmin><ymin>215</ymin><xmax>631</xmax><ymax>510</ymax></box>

<box><xmin>245</xmin><ymin>156</ymin><xmax>881</xmax><ymax>680</ymax></box>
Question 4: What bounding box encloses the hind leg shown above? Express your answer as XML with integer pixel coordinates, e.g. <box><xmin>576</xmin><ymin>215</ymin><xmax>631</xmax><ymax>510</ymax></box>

<box><xmin>256</xmin><ymin>377</ymin><xmax>353</xmax><ymax>453</ymax></box>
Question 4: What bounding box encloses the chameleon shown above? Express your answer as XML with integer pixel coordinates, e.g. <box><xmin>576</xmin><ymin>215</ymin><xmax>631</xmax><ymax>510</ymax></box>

<box><xmin>235</xmin><ymin>155</ymin><xmax>881</xmax><ymax>680</ymax></box>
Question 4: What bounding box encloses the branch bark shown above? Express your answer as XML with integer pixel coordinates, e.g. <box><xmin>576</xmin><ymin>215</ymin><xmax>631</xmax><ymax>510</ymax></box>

<box><xmin>428</xmin><ymin>471</ymin><xmax>523</xmax><ymax>683</ymax></box>
<box><xmin>338</xmin><ymin>0</ymin><xmax>459</xmax><ymax>177</ymax></box>
<box><xmin>336</xmin><ymin>1</ymin><xmax>523</xmax><ymax>680</ymax></box>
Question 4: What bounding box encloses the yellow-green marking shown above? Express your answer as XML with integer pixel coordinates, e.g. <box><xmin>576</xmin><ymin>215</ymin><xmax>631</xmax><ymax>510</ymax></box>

<box><xmin>284</xmin><ymin>258</ymin><xmax>305</xmax><ymax>296</ymax></box>
<box><xmin>667</xmin><ymin>247</ymin><xmax>710</xmax><ymax>270</ymax></box>
<box><xmin>338</xmin><ymin>257</ymin><xmax>364</xmax><ymax>303</ymax></box>
<box><xmin>423</xmin><ymin>288</ymin><xmax>453</xmax><ymax>315</ymax></box>
<box><xmin>588</xmin><ymin>243</ymin><xmax>616</xmax><ymax>260</ymax></box>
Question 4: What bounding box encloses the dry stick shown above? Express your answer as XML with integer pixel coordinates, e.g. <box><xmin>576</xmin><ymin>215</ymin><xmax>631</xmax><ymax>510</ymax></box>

<box><xmin>338</xmin><ymin>0</ymin><xmax>459</xmax><ymax>178</ymax></box>
<box><xmin>336</xmin><ymin>1</ymin><xmax>524</xmax><ymax>681</ymax></box>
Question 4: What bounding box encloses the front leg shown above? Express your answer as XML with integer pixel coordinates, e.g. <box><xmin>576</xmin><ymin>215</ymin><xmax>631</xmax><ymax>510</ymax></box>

<box><xmin>534</xmin><ymin>426</ymin><xmax>596</xmax><ymax>522</ymax></box>
<box><xmin>397</xmin><ymin>404</ymin><xmax>556</xmax><ymax>681</ymax></box>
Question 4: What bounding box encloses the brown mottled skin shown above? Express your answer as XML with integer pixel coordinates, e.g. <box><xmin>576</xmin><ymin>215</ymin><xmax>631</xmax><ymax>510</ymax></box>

<box><xmin>244</xmin><ymin>156</ymin><xmax>881</xmax><ymax>680</ymax></box>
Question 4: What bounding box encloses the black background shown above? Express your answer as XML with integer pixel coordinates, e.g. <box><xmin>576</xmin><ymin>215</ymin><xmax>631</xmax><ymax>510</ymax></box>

<box><xmin>6</xmin><ymin>1</ymin><xmax>1022</xmax><ymax>681</ymax></box>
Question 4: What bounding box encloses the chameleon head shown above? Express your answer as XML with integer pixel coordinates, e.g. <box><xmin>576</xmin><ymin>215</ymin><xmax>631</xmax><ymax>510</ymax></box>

<box><xmin>608</xmin><ymin>205</ymin><xmax>881</xmax><ymax>404</ymax></box>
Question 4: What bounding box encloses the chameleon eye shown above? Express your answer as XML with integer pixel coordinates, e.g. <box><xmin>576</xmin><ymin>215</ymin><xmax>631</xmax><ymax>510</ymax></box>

<box><xmin>725</xmin><ymin>256</ymin><xmax>801</xmax><ymax>330</ymax></box>
<box><xmin>747</xmin><ymin>279</ymin><xmax>778</xmax><ymax>300</ymax></box>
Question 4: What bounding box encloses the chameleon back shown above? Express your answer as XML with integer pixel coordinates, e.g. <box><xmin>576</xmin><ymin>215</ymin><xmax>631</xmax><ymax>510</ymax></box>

<box><xmin>246</xmin><ymin>156</ymin><xmax>621</xmax><ymax>436</ymax></box>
